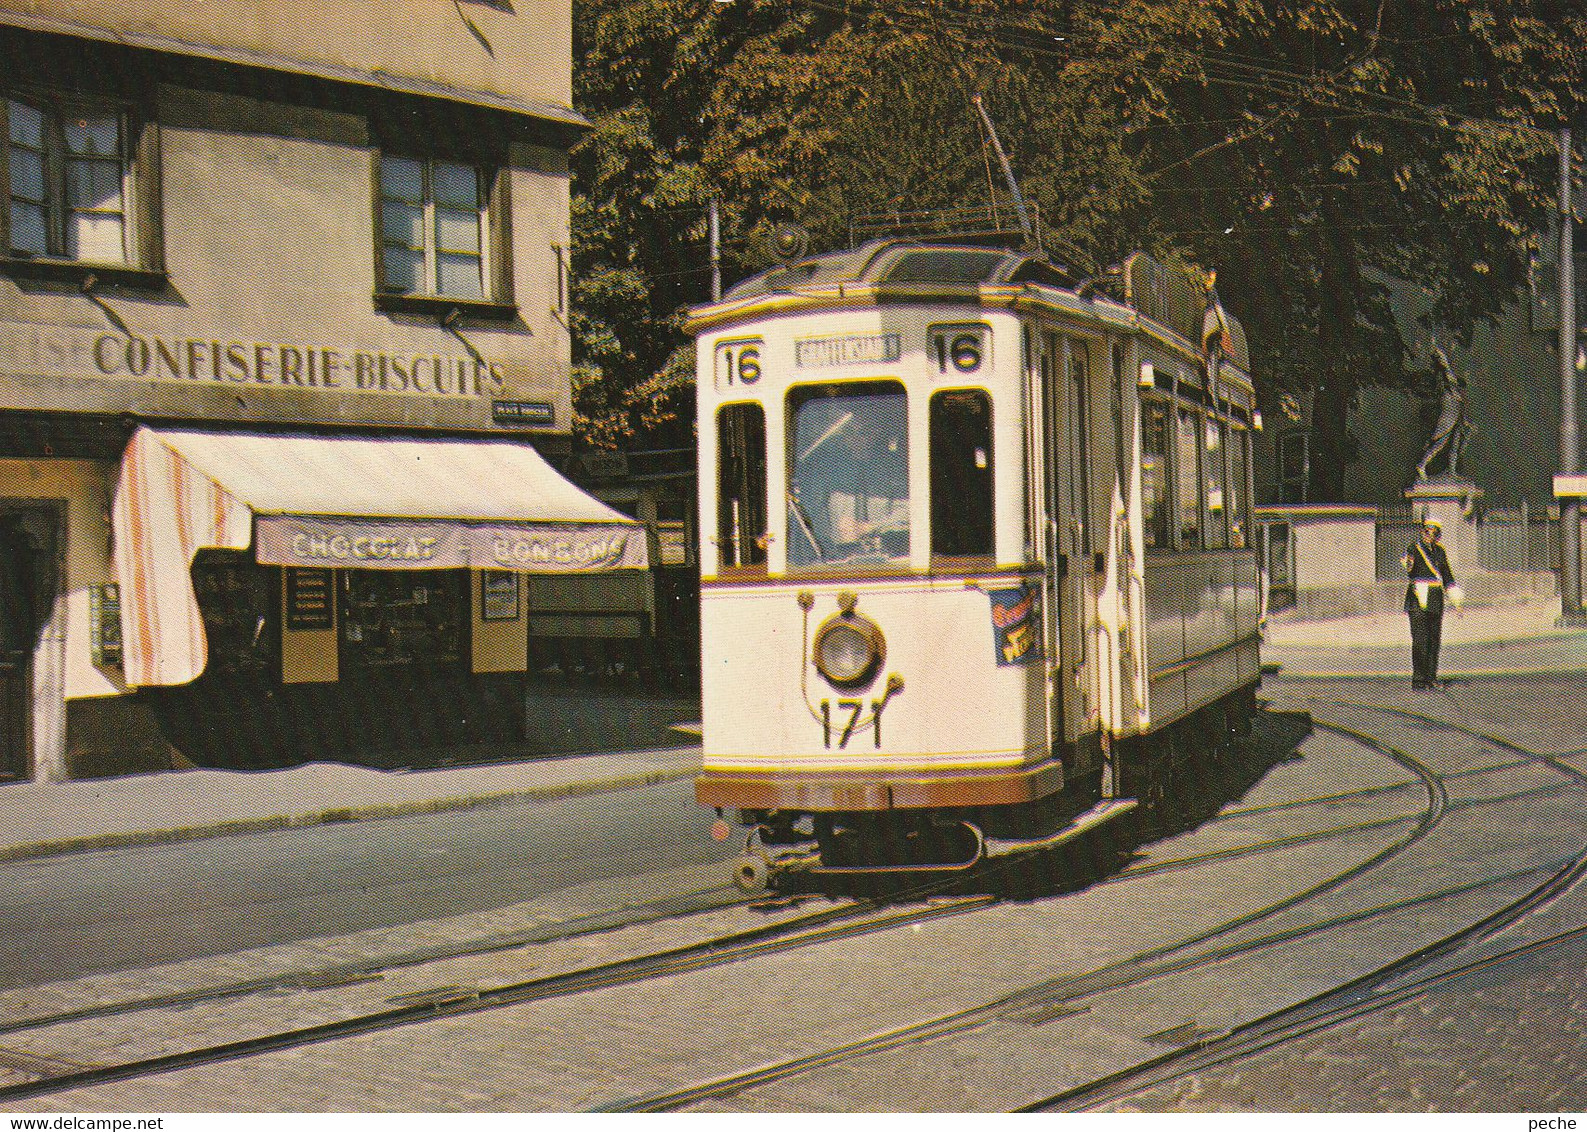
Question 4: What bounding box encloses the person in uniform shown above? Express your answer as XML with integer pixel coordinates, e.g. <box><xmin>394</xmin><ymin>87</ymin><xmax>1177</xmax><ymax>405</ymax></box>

<box><xmin>1402</xmin><ymin>518</ymin><xmax>1456</xmax><ymax>688</ymax></box>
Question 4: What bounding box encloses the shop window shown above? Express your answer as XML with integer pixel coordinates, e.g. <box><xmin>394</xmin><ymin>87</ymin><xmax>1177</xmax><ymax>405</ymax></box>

<box><xmin>1204</xmin><ymin>417</ymin><xmax>1228</xmax><ymax>549</ymax></box>
<box><xmin>930</xmin><ymin>389</ymin><xmax>993</xmax><ymax>559</ymax></box>
<box><xmin>377</xmin><ymin>153</ymin><xmax>507</xmax><ymax>305</ymax></box>
<box><xmin>1141</xmin><ymin>399</ymin><xmax>1172</xmax><ymax>550</ymax></box>
<box><xmin>340</xmin><ymin>570</ymin><xmax>466</xmax><ymax>668</ymax></box>
<box><xmin>1176</xmin><ymin>406</ymin><xmax>1202</xmax><ymax>548</ymax></box>
<box><xmin>191</xmin><ymin>552</ymin><xmax>275</xmax><ymax>676</ymax></box>
<box><xmin>3</xmin><ymin>94</ymin><xmax>159</xmax><ymax>272</ymax></box>
<box><xmin>716</xmin><ymin>402</ymin><xmax>767</xmax><ymax>570</ymax></box>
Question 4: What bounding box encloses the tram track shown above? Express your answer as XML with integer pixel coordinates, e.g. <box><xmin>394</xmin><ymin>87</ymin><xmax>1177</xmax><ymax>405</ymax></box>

<box><xmin>0</xmin><ymin>716</ymin><xmax>1450</xmax><ymax>1107</ymax></box>
<box><xmin>602</xmin><ymin>712</ymin><xmax>1587</xmax><ymax>1112</ymax></box>
<box><xmin>1048</xmin><ymin>848</ymin><xmax>1587</xmax><ymax>1109</ymax></box>
<box><xmin>0</xmin><ymin>882</ymin><xmax>754</xmax><ymax>1040</ymax></box>
<box><xmin>1036</xmin><ymin>704</ymin><xmax>1587</xmax><ymax>1111</ymax></box>
<box><xmin>1044</xmin><ymin>919</ymin><xmax>1587</xmax><ymax>1111</ymax></box>
<box><xmin>608</xmin><ymin>855</ymin><xmax>1573</xmax><ymax>1112</ymax></box>
<box><xmin>0</xmin><ymin>891</ymin><xmax>996</xmax><ymax>1103</ymax></box>
<box><xmin>7</xmin><ymin>704</ymin><xmax>1577</xmax><ymax>1111</ymax></box>
<box><xmin>0</xmin><ymin>726</ymin><xmax>1400</xmax><ymax>1103</ymax></box>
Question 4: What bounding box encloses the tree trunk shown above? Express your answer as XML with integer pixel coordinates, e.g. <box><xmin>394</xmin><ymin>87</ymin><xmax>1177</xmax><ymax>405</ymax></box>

<box><xmin>1307</xmin><ymin>200</ymin><xmax>1362</xmax><ymax>503</ymax></box>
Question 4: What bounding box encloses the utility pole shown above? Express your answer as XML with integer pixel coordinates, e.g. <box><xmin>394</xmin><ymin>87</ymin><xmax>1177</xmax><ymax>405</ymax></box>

<box><xmin>1560</xmin><ymin>128</ymin><xmax>1584</xmax><ymax>624</ymax></box>
<box><xmin>709</xmin><ymin>199</ymin><xmax>722</xmax><ymax>303</ymax></box>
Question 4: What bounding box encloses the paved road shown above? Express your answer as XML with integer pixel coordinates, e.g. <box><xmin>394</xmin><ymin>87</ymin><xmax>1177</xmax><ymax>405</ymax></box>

<box><xmin>1105</xmin><ymin>889</ymin><xmax>1587</xmax><ymax>1112</ymax></box>
<box><xmin>1095</xmin><ymin>671</ymin><xmax>1587</xmax><ymax>1112</ymax></box>
<box><xmin>7</xmin><ymin>670</ymin><xmax>1587</xmax><ymax>1111</ymax></box>
<box><xmin>0</xmin><ymin>777</ymin><xmax>731</xmax><ymax>990</ymax></box>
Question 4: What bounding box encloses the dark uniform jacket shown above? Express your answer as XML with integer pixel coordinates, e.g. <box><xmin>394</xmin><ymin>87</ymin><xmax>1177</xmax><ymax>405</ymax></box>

<box><xmin>1404</xmin><ymin>539</ymin><xmax>1454</xmax><ymax>614</ymax></box>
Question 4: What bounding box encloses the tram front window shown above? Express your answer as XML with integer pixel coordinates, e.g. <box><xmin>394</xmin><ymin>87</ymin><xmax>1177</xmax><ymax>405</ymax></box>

<box><xmin>788</xmin><ymin>383</ymin><xmax>909</xmax><ymax>568</ymax></box>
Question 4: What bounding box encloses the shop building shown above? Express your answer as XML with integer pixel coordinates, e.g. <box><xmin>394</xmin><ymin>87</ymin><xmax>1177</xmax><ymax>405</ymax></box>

<box><xmin>0</xmin><ymin>2</ymin><xmax>648</xmax><ymax>781</ymax></box>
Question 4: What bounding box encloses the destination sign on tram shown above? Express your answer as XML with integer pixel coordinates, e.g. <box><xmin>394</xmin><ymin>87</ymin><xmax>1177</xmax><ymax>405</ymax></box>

<box><xmin>795</xmin><ymin>333</ymin><xmax>902</xmax><ymax>368</ymax></box>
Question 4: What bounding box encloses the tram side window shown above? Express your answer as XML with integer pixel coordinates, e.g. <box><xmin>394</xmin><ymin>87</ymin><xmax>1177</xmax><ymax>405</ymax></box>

<box><xmin>930</xmin><ymin>390</ymin><xmax>993</xmax><ymax>559</ymax></box>
<box><xmin>1204</xmin><ymin>417</ymin><xmax>1228</xmax><ymax>549</ymax></box>
<box><xmin>716</xmin><ymin>403</ymin><xmax>767</xmax><ymax>569</ymax></box>
<box><xmin>1175</xmin><ymin>407</ymin><xmax>1202</xmax><ymax>548</ymax></box>
<box><xmin>1228</xmin><ymin>427</ymin><xmax>1250</xmax><ymax>548</ymax></box>
<box><xmin>1141</xmin><ymin>399</ymin><xmax>1172</xmax><ymax>550</ymax></box>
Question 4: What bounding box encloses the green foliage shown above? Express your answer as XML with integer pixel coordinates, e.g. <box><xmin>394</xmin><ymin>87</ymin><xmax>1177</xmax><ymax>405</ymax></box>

<box><xmin>571</xmin><ymin>0</ymin><xmax>1586</xmax><ymax>496</ymax></box>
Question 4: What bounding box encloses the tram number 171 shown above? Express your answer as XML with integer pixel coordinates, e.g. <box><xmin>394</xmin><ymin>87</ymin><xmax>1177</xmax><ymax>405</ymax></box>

<box><xmin>821</xmin><ymin>698</ymin><xmax>885</xmax><ymax>749</ymax></box>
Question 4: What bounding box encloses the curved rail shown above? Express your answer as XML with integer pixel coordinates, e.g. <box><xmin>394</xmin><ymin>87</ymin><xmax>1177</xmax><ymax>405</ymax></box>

<box><xmin>601</xmin><ymin>722</ymin><xmax>1458</xmax><ymax>1111</ymax></box>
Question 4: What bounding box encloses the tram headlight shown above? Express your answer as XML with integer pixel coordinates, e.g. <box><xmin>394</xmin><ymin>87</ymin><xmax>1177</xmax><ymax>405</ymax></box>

<box><xmin>812</xmin><ymin>612</ymin><xmax>885</xmax><ymax>689</ymax></box>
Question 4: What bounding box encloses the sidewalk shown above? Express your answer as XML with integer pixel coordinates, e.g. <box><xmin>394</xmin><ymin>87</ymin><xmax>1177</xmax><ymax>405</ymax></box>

<box><xmin>1262</xmin><ymin>595</ymin><xmax>1587</xmax><ymax>678</ymax></box>
<box><xmin>0</xmin><ymin>736</ymin><xmax>702</xmax><ymax>863</ymax></box>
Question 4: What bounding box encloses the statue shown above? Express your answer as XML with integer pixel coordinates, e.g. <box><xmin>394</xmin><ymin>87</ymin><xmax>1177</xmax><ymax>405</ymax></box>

<box><xmin>1415</xmin><ymin>343</ymin><xmax>1474</xmax><ymax>482</ymax></box>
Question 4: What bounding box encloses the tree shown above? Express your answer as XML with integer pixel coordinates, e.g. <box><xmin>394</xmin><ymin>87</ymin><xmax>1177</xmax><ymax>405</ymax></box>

<box><xmin>571</xmin><ymin>0</ymin><xmax>1587</xmax><ymax>501</ymax></box>
<box><xmin>1070</xmin><ymin>0</ymin><xmax>1583</xmax><ymax>498</ymax></box>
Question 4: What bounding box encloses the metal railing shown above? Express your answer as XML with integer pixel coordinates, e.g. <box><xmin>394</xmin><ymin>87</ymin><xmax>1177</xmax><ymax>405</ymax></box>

<box><xmin>1476</xmin><ymin>505</ymin><xmax>1558</xmax><ymax>572</ymax></box>
<box><xmin>1378</xmin><ymin>503</ymin><xmax>1559</xmax><ymax>577</ymax></box>
<box><xmin>1375</xmin><ymin>505</ymin><xmax>1421</xmax><ymax>580</ymax></box>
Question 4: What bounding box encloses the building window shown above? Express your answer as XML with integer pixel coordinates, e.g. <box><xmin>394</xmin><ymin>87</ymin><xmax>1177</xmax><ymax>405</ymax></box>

<box><xmin>1278</xmin><ymin>430</ymin><xmax>1309</xmax><ymax>503</ymax></box>
<box><xmin>378</xmin><ymin>155</ymin><xmax>495</xmax><ymax>301</ymax></box>
<box><xmin>6</xmin><ymin>96</ymin><xmax>138</xmax><ymax>266</ymax></box>
<box><xmin>930</xmin><ymin>389</ymin><xmax>993</xmax><ymax>559</ymax></box>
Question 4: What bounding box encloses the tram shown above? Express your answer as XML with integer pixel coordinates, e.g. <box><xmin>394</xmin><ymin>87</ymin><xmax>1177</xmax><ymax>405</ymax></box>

<box><xmin>689</xmin><ymin>239</ymin><xmax>1261</xmax><ymax>886</ymax></box>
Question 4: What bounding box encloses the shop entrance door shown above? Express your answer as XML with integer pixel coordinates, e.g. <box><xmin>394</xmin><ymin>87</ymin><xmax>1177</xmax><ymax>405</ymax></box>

<box><xmin>0</xmin><ymin>508</ymin><xmax>56</xmax><ymax>780</ymax></box>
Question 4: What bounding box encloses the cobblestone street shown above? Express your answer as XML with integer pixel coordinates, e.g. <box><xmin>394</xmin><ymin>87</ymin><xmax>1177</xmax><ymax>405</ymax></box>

<box><xmin>0</xmin><ymin>668</ymin><xmax>1585</xmax><ymax>1111</ymax></box>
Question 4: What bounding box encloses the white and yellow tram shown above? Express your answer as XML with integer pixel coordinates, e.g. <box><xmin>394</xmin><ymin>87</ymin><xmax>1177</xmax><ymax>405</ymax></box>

<box><xmin>690</xmin><ymin>240</ymin><xmax>1261</xmax><ymax>882</ymax></box>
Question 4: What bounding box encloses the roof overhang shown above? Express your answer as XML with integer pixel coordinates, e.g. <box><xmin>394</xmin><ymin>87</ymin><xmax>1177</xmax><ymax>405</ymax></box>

<box><xmin>0</xmin><ymin>11</ymin><xmax>591</xmax><ymax>131</ymax></box>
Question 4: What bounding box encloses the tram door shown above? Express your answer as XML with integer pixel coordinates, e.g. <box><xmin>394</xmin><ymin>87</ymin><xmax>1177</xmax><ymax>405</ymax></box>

<box><xmin>0</xmin><ymin>510</ymin><xmax>52</xmax><ymax>780</ymax></box>
<box><xmin>1040</xmin><ymin>334</ymin><xmax>1097</xmax><ymax>748</ymax></box>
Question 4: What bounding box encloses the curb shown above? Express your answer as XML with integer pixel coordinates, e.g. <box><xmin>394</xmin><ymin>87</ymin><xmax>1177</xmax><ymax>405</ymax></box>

<box><xmin>0</xmin><ymin>761</ymin><xmax>699</xmax><ymax>864</ymax></box>
<box><xmin>1263</xmin><ymin>665</ymin><xmax>1582</xmax><ymax>682</ymax></box>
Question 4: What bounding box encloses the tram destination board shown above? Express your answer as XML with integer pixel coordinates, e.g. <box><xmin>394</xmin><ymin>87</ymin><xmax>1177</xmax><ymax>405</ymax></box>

<box><xmin>795</xmin><ymin>333</ymin><xmax>901</xmax><ymax>368</ymax></box>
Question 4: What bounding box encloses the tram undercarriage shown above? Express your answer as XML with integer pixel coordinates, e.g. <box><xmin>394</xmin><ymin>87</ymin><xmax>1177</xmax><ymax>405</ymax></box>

<box><xmin>723</xmin><ymin>682</ymin><xmax>1259</xmax><ymax>891</ymax></box>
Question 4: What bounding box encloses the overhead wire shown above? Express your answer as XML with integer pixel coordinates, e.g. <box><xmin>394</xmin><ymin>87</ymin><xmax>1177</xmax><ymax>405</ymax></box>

<box><xmin>788</xmin><ymin>0</ymin><xmax>1571</xmax><ymax>146</ymax></box>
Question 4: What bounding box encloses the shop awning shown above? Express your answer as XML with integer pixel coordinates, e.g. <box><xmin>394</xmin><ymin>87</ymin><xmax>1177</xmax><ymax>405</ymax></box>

<box><xmin>111</xmin><ymin>426</ymin><xmax>647</xmax><ymax>687</ymax></box>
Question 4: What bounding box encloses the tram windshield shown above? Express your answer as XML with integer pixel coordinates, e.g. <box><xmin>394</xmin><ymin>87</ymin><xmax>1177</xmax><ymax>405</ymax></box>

<box><xmin>787</xmin><ymin>383</ymin><xmax>909</xmax><ymax>568</ymax></box>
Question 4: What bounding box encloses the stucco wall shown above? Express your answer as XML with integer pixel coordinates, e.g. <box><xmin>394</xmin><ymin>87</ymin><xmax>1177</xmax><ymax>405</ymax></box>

<box><xmin>0</xmin><ymin>459</ymin><xmax>122</xmax><ymax>702</ymax></box>
<box><xmin>0</xmin><ymin>85</ymin><xmax>573</xmax><ymax>435</ymax></box>
<box><xmin>0</xmin><ymin>0</ymin><xmax>573</xmax><ymax>112</ymax></box>
<box><xmin>1291</xmin><ymin>513</ymin><xmax>1378</xmax><ymax>593</ymax></box>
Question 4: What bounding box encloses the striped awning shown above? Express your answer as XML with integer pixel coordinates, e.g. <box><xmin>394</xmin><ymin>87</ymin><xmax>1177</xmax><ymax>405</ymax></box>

<box><xmin>110</xmin><ymin>427</ymin><xmax>646</xmax><ymax>687</ymax></box>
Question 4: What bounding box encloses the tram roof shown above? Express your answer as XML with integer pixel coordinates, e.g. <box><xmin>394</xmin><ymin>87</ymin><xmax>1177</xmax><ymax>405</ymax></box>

<box><xmin>696</xmin><ymin>239</ymin><xmax>1252</xmax><ymax>385</ymax></box>
<box><xmin>720</xmin><ymin>239</ymin><xmax>1078</xmax><ymax>302</ymax></box>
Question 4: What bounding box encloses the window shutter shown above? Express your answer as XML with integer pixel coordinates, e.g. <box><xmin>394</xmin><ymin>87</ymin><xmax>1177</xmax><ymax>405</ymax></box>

<box><xmin>489</xmin><ymin>164</ymin><xmax>512</xmax><ymax>304</ymax></box>
<box><xmin>132</xmin><ymin>116</ymin><xmax>163</xmax><ymax>272</ymax></box>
